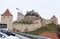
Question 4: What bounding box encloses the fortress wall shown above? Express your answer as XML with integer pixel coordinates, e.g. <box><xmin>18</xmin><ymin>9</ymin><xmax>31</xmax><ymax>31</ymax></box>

<box><xmin>45</xmin><ymin>20</ymin><xmax>52</xmax><ymax>25</ymax></box>
<box><xmin>41</xmin><ymin>19</ymin><xmax>52</xmax><ymax>26</ymax></box>
<box><xmin>13</xmin><ymin>23</ymin><xmax>41</xmax><ymax>32</ymax></box>
<box><xmin>13</xmin><ymin>17</ymin><xmax>58</xmax><ymax>32</ymax></box>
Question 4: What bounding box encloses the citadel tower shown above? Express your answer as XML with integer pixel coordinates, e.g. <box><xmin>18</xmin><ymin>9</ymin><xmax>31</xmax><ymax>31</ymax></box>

<box><xmin>1</xmin><ymin>9</ymin><xmax>13</xmax><ymax>31</ymax></box>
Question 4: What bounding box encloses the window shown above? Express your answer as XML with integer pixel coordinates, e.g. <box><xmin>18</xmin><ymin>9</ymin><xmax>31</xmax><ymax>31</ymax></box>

<box><xmin>8</xmin><ymin>17</ymin><xmax>9</xmax><ymax>18</ymax></box>
<box><xmin>4</xmin><ymin>17</ymin><xmax>5</xmax><ymax>18</ymax></box>
<box><xmin>36</xmin><ymin>22</ymin><xmax>38</xmax><ymax>24</ymax></box>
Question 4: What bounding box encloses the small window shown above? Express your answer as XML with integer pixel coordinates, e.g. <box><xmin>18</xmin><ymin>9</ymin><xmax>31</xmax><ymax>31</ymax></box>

<box><xmin>36</xmin><ymin>22</ymin><xmax>38</xmax><ymax>24</ymax></box>
<box><xmin>8</xmin><ymin>17</ymin><xmax>9</xmax><ymax>18</ymax></box>
<box><xmin>4</xmin><ymin>17</ymin><xmax>5</xmax><ymax>18</ymax></box>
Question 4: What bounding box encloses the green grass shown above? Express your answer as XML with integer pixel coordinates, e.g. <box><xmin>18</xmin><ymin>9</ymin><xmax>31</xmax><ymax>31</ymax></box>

<box><xmin>26</xmin><ymin>23</ymin><xmax>59</xmax><ymax>35</ymax></box>
<box><xmin>13</xmin><ymin>21</ymin><xmax>33</xmax><ymax>24</ymax></box>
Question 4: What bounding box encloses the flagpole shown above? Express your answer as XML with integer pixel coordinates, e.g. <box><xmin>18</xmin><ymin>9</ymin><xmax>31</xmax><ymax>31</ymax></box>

<box><xmin>16</xmin><ymin>8</ymin><xmax>22</xmax><ymax>13</ymax></box>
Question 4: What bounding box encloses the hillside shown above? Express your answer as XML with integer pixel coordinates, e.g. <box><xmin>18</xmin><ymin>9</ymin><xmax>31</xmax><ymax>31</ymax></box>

<box><xmin>26</xmin><ymin>23</ymin><xmax>60</xmax><ymax>35</ymax></box>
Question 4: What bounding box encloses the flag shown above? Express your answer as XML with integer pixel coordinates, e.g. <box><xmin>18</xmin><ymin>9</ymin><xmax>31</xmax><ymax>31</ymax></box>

<box><xmin>16</xmin><ymin>8</ymin><xmax>19</xmax><ymax>10</ymax></box>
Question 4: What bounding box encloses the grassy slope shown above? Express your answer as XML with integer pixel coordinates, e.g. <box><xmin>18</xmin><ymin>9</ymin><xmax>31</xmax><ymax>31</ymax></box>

<box><xmin>26</xmin><ymin>23</ymin><xmax>59</xmax><ymax>35</ymax></box>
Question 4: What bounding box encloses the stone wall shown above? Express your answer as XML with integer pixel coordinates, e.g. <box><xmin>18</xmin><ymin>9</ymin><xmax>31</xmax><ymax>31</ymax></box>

<box><xmin>41</xmin><ymin>19</ymin><xmax>52</xmax><ymax>26</ymax></box>
<box><xmin>13</xmin><ymin>18</ymin><xmax>58</xmax><ymax>32</ymax></box>
<box><xmin>17</xmin><ymin>12</ymin><xmax>24</xmax><ymax>22</ymax></box>
<box><xmin>13</xmin><ymin>23</ymin><xmax>41</xmax><ymax>32</ymax></box>
<box><xmin>1</xmin><ymin>16</ymin><xmax>13</xmax><ymax>31</ymax></box>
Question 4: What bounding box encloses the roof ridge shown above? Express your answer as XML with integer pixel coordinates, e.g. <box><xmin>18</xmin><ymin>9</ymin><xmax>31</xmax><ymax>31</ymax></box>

<box><xmin>51</xmin><ymin>15</ymin><xmax>57</xmax><ymax>19</ymax></box>
<box><xmin>1</xmin><ymin>9</ymin><xmax>13</xmax><ymax>16</ymax></box>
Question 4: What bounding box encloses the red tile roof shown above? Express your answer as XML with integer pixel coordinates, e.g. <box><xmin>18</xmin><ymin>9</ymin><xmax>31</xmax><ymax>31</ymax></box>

<box><xmin>38</xmin><ymin>32</ymin><xmax>58</xmax><ymax>39</ymax></box>
<box><xmin>1</xmin><ymin>9</ymin><xmax>13</xmax><ymax>16</ymax></box>
<box><xmin>51</xmin><ymin>15</ymin><xmax>57</xmax><ymax>19</ymax></box>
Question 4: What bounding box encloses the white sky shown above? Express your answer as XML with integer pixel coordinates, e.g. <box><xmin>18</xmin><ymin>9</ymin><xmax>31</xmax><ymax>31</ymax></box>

<box><xmin>0</xmin><ymin>0</ymin><xmax>60</xmax><ymax>24</ymax></box>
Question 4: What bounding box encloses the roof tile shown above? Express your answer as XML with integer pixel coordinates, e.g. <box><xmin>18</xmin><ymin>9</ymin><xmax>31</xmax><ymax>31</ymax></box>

<box><xmin>1</xmin><ymin>9</ymin><xmax>13</xmax><ymax>16</ymax></box>
<box><xmin>51</xmin><ymin>15</ymin><xmax>57</xmax><ymax>19</ymax></box>
<box><xmin>38</xmin><ymin>32</ymin><xmax>58</xmax><ymax>39</ymax></box>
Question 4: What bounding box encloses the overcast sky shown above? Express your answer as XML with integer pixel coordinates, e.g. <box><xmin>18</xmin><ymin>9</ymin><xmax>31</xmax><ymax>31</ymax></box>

<box><xmin>0</xmin><ymin>0</ymin><xmax>60</xmax><ymax>24</ymax></box>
